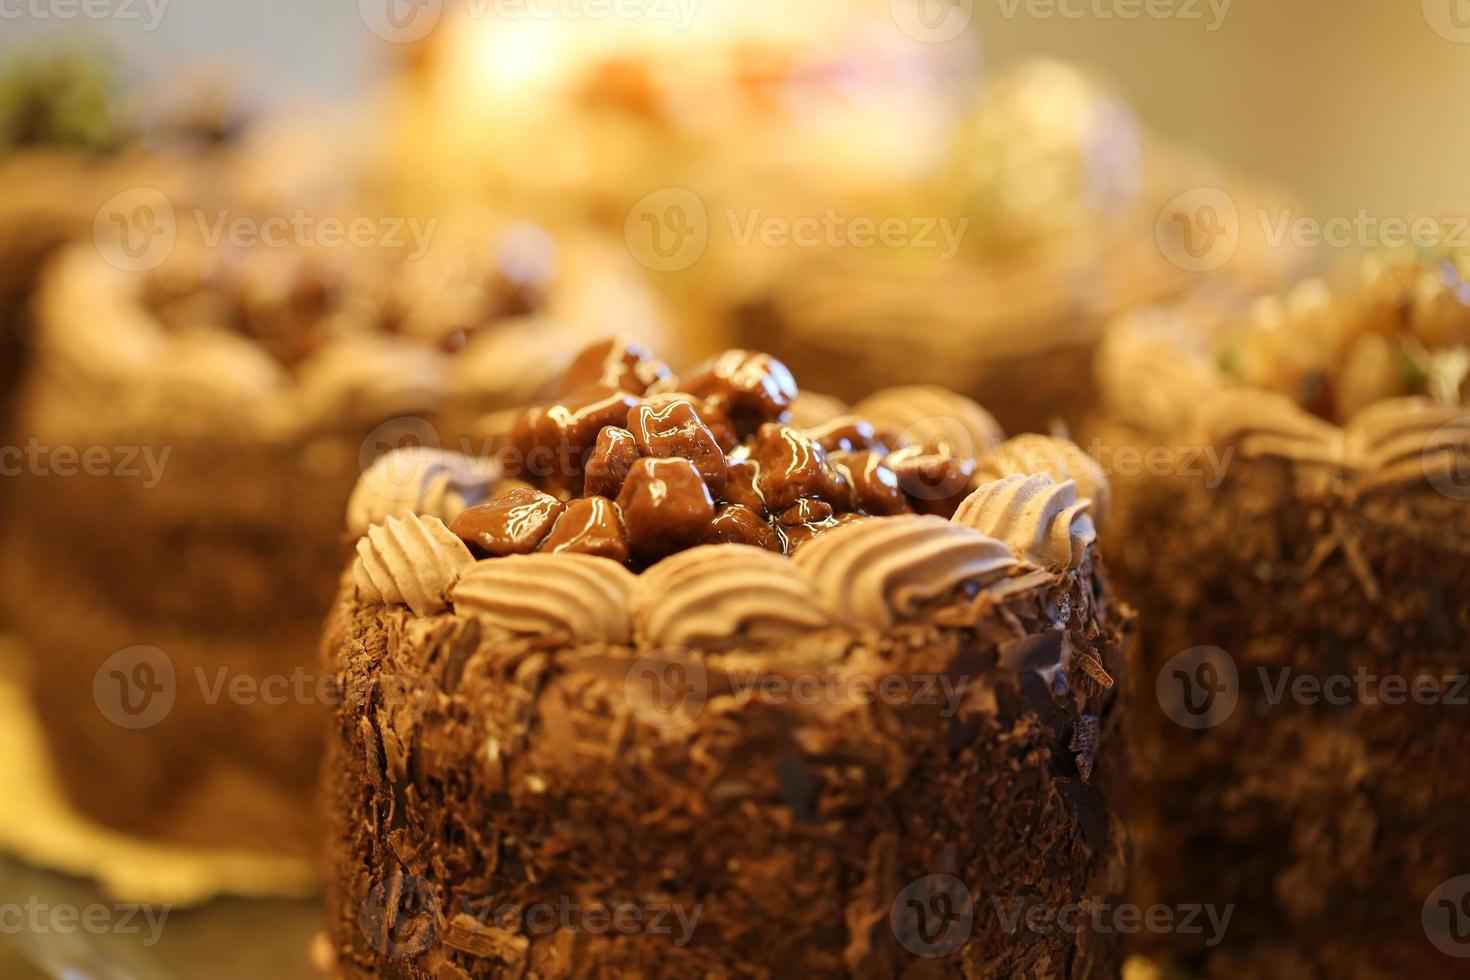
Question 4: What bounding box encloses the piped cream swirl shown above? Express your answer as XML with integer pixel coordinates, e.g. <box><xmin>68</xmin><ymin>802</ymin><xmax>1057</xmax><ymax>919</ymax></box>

<box><xmin>451</xmin><ymin>554</ymin><xmax>637</xmax><ymax>644</ymax></box>
<box><xmin>632</xmin><ymin>545</ymin><xmax>830</xmax><ymax>648</ymax></box>
<box><xmin>348</xmin><ymin>447</ymin><xmax>499</xmax><ymax>536</ymax></box>
<box><xmin>792</xmin><ymin>515</ymin><xmax>1016</xmax><ymax>629</ymax></box>
<box><xmin>852</xmin><ymin>385</ymin><xmax>1004</xmax><ymax>458</ymax></box>
<box><xmin>953</xmin><ymin>474</ymin><xmax>1095</xmax><ymax>569</ymax></box>
<box><xmin>976</xmin><ymin>434</ymin><xmax>1111</xmax><ymax>529</ymax></box>
<box><xmin>1195</xmin><ymin>388</ymin><xmax>1343</xmax><ymax>465</ymax></box>
<box><xmin>1344</xmin><ymin>397</ymin><xmax>1470</xmax><ymax>494</ymax></box>
<box><xmin>354</xmin><ymin>514</ymin><xmax>474</xmax><ymax>618</ymax></box>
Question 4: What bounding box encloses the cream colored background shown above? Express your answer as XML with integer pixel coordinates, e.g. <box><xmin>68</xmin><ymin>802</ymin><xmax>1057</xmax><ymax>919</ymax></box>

<box><xmin>4</xmin><ymin>2</ymin><xmax>1465</xmax><ymax>220</ymax></box>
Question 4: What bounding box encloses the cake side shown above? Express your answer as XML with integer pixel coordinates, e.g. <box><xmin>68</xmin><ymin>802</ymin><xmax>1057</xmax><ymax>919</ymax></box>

<box><xmin>324</xmin><ymin>545</ymin><xmax>1128</xmax><ymax>978</ymax></box>
<box><xmin>1096</xmin><ymin>273</ymin><xmax>1470</xmax><ymax>976</ymax></box>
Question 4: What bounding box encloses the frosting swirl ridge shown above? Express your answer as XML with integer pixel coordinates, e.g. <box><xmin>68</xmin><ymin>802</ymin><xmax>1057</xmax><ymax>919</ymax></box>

<box><xmin>354</xmin><ymin>514</ymin><xmax>474</xmax><ymax>617</ymax></box>
<box><xmin>632</xmin><ymin>545</ymin><xmax>830</xmax><ymax>648</ymax></box>
<box><xmin>953</xmin><ymin>474</ymin><xmax>1095</xmax><ymax>569</ymax></box>
<box><xmin>852</xmin><ymin>385</ymin><xmax>1004</xmax><ymax>458</ymax></box>
<box><xmin>975</xmin><ymin>434</ymin><xmax>1112</xmax><ymax>529</ymax></box>
<box><xmin>792</xmin><ymin>515</ymin><xmax>1016</xmax><ymax>629</ymax></box>
<box><xmin>348</xmin><ymin>447</ymin><xmax>499</xmax><ymax>536</ymax></box>
<box><xmin>451</xmin><ymin>554</ymin><xmax>636</xmax><ymax>644</ymax></box>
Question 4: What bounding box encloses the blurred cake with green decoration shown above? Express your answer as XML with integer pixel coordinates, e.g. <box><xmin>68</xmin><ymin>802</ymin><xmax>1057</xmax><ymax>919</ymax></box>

<box><xmin>1094</xmin><ymin>246</ymin><xmax>1470</xmax><ymax>977</ymax></box>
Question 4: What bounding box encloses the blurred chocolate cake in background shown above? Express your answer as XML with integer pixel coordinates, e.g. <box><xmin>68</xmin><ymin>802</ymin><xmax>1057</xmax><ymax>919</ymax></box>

<box><xmin>323</xmin><ymin>340</ymin><xmax>1130</xmax><ymax>978</ymax></box>
<box><xmin>1094</xmin><ymin>252</ymin><xmax>1470</xmax><ymax>977</ymax></box>
<box><xmin>0</xmin><ymin>219</ymin><xmax>664</xmax><ymax>858</ymax></box>
<box><xmin>737</xmin><ymin>62</ymin><xmax>1306</xmax><ymax>435</ymax></box>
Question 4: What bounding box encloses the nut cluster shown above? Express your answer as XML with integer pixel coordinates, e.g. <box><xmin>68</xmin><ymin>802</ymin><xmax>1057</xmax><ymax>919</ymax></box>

<box><xmin>453</xmin><ymin>339</ymin><xmax>980</xmax><ymax>567</ymax></box>
<box><xmin>136</xmin><ymin>233</ymin><xmax>551</xmax><ymax>367</ymax></box>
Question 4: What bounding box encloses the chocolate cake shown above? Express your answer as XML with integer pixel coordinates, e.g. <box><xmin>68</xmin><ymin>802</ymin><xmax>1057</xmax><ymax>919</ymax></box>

<box><xmin>736</xmin><ymin>62</ymin><xmax>1304</xmax><ymax>435</ymax></box>
<box><xmin>323</xmin><ymin>341</ymin><xmax>1130</xmax><ymax>977</ymax></box>
<box><xmin>1095</xmin><ymin>256</ymin><xmax>1470</xmax><ymax>976</ymax></box>
<box><xmin>0</xmin><ymin>227</ymin><xmax>661</xmax><ymax>858</ymax></box>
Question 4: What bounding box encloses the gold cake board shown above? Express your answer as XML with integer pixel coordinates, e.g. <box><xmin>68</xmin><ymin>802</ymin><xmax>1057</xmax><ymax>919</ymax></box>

<box><xmin>0</xmin><ymin>636</ymin><xmax>319</xmax><ymax>908</ymax></box>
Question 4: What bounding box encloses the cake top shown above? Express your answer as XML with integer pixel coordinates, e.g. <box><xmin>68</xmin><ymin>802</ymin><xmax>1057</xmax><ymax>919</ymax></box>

<box><xmin>1217</xmin><ymin>251</ymin><xmax>1469</xmax><ymax>423</ymax></box>
<box><xmin>347</xmin><ymin>339</ymin><xmax>1108</xmax><ymax>648</ymax></box>
<box><xmin>36</xmin><ymin>223</ymin><xmax>666</xmax><ymax>437</ymax></box>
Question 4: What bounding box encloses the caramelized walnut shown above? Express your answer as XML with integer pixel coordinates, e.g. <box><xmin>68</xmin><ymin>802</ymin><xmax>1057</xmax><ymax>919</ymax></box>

<box><xmin>628</xmin><ymin>401</ymin><xmax>728</xmax><ymax>496</ymax></box>
<box><xmin>501</xmin><ymin>389</ymin><xmax>638</xmax><ymax>492</ymax></box>
<box><xmin>616</xmin><ymin>457</ymin><xmax>716</xmax><ymax>560</ymax></box>
<box><xmin>805</xmin><ymin>416</ymin><xmax>886</xmax><ymax>455</ymax></box>
<box><xmin>750</xmin><ymin>424</ymin><xmax>849</xmax><ymax>512</ymax></box>
<box><xmin>705</xmin><ymin>504</ymin><xmax>782</xmax><ymax>552</ymax></box>
<box><xmin>887</xmin><ymin>447</ymin><xmax>976</xmax><ymax>517</ymax></box>
<box><xmin>561</xmin><ymin>336</ymin><xmax>671</xmax><ymax>395</ymax></box>
<box><xmin>583</xmin><ymin>427</ymin><xmax>642</xmax><ymax>499</ymax></box>
<box><xmin>540</xmin><ymin>496</ymin><xmax>630</xmax><ymax>564</ymax></box>
<box><xmin>831</xmin><ymin>450</ymin><xmax>911</xmax><ymax>516</ymax></box>
<box><xmin>775</xmin><ymin>499</ymin><xmax>834</xmax><ymax>527</ymax></box>
<box><xmin>722</xmin><ymin>455</ymin><xmax>766</xmax><ymax>512</ymax></box>
<box><xmin>683</xmin><ymin>350</ymin><xmax>798</xmax><ymax>433</ymax></box>
<box><xmin>450</xmin><ymin>487</ymin><xmax>565</xmax><ymax>556</ymax></box>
